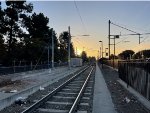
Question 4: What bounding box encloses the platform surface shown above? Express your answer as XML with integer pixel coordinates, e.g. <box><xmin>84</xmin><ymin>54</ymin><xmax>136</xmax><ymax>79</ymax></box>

<box><xmin>92</xmin><ymin>64</ymin><xmax>117</xmax><ymax>113</ymax></box>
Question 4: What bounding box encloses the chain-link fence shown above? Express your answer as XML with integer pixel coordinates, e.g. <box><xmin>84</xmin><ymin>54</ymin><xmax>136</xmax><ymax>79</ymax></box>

<box><xmin>0</xmin><ymin>62</ymin><xmax>68</xmax><ymax>75</ymax></box>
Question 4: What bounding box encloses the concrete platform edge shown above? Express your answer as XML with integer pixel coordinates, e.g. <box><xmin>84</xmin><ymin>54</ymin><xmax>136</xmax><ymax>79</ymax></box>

<box><xmin>0</xmin><ymin>67</ymin><xmax>80</xmax><ymax>111</ymax></box>
<box><xmin>92</xmin><ymin>64</ymin><xmax>117</xmax><ymax>113</ymax></box>
<box><xmin>118</xmin><ymin>79</ymin><xmax>150</xmax><ymax>110</ymax></box>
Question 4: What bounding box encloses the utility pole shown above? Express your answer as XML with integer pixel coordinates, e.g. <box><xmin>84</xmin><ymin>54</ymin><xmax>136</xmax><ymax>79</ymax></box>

<box><xmin>52</xmin><ymin>28</ymin><xmax>54</xmax><ymax>69</ymax></box>
<box><xmin>68</xmin><ymin>26</ymin><xmax>71</xmax><ymax>69</ymax></box>
<box><xmin>139</xmin><ymin>34</ymin><xmax>141</xmax><ymax>44</ymax></box>
<box><xmin>102</xmin><ymin>42</ymin><xmax>103</xmax><ymax>58</ymax></box>
<box><xmin>113</xmin><ymin>36</ymin><xmax>116</xmax><ymax>68</ymax></box>
<box><xmin>114</xmin><ymin>37</ymin><xmax>116</xmax><ymax>57</ymax></box>
<box><xmin>108</xmin><ymin>20</ymin><xmax>111</xmax><ymax>60</ymax></box>
<box><xmin>48</xmin><ymin>46</ymin><xmax>49</xmax><ymax>69</ymax></box>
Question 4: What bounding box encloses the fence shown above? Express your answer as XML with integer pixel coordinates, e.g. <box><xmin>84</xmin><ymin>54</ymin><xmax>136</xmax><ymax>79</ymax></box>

<box><xmin>118</xmin><ymin>61</ymin><xmax>150</xmax><ymax>101</ymax></box>
<box><xmin>0</xmin><ymin>62</ymin><xmax>68</xmax><ymax>75</ymax></box>
<box><xmin>103</xmin><ymin>59</ymin><xmax>120</xmax><ymax>69</ymax></box>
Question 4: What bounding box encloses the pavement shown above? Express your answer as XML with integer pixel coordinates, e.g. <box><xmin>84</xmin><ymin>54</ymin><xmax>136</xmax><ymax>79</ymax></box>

<box><xmin>92</xmin><ymin>63</ymin><xmax>117</xmax><ymax>113</ymax></box>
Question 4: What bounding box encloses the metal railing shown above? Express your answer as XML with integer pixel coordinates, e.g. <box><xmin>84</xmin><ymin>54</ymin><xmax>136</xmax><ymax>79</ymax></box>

<box><xmin>118</xmin><ymin>61</ymin><xmax>150</xmax><ymax>101</ymax></box>
<box><xmin>103</xmin><ymin>59</ymin><xmax>120</xmax><ymax>69</ymax></box>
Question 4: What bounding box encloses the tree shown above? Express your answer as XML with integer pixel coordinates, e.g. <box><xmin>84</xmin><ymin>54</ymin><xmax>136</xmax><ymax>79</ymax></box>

<box><xmin>2</xmin><ymin>1</ymin><xmax>33</xmax><ymax>64</ymax></box>
<box><xmin>0</xmin><ymin>2</ymin><xmax>5</xmax><ymax>34</ymax></box>
<box><xmin>0</xmin><ymin>34</ymin><xmax>6</xmax><ymax>64</ymax></box>
<box><xmin>81</xmin><ymin>51</ymin><xmax>88</xmax><ymax>62</ymax></box>
<box><xmin>118</xmin><ymin>50</ymin><xmax>134</xmax><ymax>60</ymax></box>
<box><xmin>88</xmin><ymin>56</ymin><xmax>96</xmax><ymax>63</ymax></box>
<box><xmin>0</xmin><ymin>2</ymin><xmax>7</xmax><ymax>64</ymax></box>
<box><xmin>110</xmin><ymin>54</ymin><xmax>118</xmax><ymax>60</ymax></box>
<box><xmin>59</xmin><ymin>31</ymin><xmax>75</xmax><ymax>61</ymax></box>
<box><xmin>134</xmin><ymin>50</ymin><xmax>150</xmax><ymax>59</ymax></box>
<box><xmin>70</xmin><ymin>42</ymin><xmax>75</xmax><ymax>57</ymax></box>
<box><xmin>22</xmin><ymin>13</ymin><xmax>50</xmax><ymax>62</ymax></box>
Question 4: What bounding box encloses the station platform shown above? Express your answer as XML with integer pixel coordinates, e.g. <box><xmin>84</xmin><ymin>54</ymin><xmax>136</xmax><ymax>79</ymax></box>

<box><xmin>92</xmin><ymin>64</ymin><xmax>117</xmax><ymax>113</ymax></box>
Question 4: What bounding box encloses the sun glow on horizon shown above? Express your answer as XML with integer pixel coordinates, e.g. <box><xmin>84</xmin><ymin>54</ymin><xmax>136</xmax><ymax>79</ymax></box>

<box><xmin>76</xmin><ymin>49</ymin><xmax>82</xmax><ymax>56</ymax></box>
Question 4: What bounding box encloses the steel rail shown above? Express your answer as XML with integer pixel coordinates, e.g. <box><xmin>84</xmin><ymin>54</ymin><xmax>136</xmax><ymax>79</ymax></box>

<box><xmin>20</xmin><ymin>65</ymin><xmax>90</xmax><ymax>113</ymax></box>
<box><xmin>69</xmin><ymin>66</ymin><xmax>94</xmax><ymax>113</ymax></box>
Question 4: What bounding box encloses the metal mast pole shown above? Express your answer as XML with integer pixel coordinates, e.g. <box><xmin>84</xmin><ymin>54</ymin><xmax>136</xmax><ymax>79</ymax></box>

<box><xmin>52</xmin><ymin>28</ymin><xmax>54</xmax><ymax>69</ymax></box>
<box><xmin>68</xmin><ymin>26</ymin><xmax>71</xmax><ymax>69</ymax></box>
<box><xmin>108</xmin><ymin>20</ymin><xmax>111</xmax><ymax>59</ymax></box>
<box><xmin>113</xmin><ymin>37</ymin><xmax>115</xmax><ymax>68</ymax></box>
<box><xmin>102</xmin><ymin>41</ymin><xmax>103</xmax><ymax>58</ymax></box>
<box><xmin>139</xmin><ymin>34</ymin><xmax>140</xmax><ymax>44</ymax></box>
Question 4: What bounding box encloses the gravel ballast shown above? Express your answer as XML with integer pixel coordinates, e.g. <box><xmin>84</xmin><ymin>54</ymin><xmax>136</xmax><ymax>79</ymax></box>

<box><xmin>0</xmin><ymin>66</ymin><xmax>94</xmax><ymax>113</ymax></box>
<box><xmin>0</xmin><ymin>67</ymin><xmax>82</xmax><ymax>113</ymax></box>
<box><xmin>99</xmin><ymin>63</ymin><xmax>150</xmax><ymax>113</ymax></box>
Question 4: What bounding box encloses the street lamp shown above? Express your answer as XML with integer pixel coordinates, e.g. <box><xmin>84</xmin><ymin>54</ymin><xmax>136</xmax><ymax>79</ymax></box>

<box><xmin>99</xmin><ymin>41</ymin><xmax>103</xmax><ymax>58</ymax></box>
<box><xmin>99</xmin><ymin>47</ymin><xmax>101</xmax><ymax>58</ymax></box>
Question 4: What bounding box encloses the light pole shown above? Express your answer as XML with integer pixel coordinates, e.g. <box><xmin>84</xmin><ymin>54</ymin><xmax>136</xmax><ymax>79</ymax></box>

<box><xmin>99</xmin><ymin>41</ymin><xmax>103</xmax><ymax>58</ymax></box>
<box><xmin>99</xmin><ymin>41</ymin><xmax>103</xmax><ymax>68</ymax></box>
<box><xmin>99</xmin><ymin>47</ymin><xmax>101</xmax><ymax>58</ymax></box>
<box><xmin>97</xmin><ymin>50</ymin><xmax>100</xmax><ymax>60</ymax></box>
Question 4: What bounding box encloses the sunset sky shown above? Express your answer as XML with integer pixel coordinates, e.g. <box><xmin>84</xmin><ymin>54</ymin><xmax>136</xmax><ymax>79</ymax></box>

<box><xmin>2</xmin><ymin>1</ymin><xmax>150</xmax><ymax>57</ymax></box>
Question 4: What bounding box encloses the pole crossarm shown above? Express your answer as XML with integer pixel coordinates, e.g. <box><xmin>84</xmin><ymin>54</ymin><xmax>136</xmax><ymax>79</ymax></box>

<box><xmin>120</xmin><ymin>33</ymin><xmax>150</xmax><ymax>36</ymax></box>
<box><xmin>110</xmin><ymin>21</ymin><xmax>150</xmax><ymax>44</ymax></box>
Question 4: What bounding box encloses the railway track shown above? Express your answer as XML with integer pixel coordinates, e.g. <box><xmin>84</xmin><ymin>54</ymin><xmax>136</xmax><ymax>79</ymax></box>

<box><xmin>20</xmin><ymin>65</ymin><xmax>95</xmax><ymax>113</ymax></box>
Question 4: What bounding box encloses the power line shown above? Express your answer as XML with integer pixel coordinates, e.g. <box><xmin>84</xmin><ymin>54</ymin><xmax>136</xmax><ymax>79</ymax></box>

<box><xmin>140</xmin><ymin>35</ymin><xmax>150</xmax><ymax>43</ymax></box>
<box><xmin>74</xmin><ymin>0</ymin><xmax>87</xmax><ymax>33</ymax></box>
<box><xmin>116</xmin><ymin>37</ymin><xmax>129</xmax><ymax>45</ymax></box>
<box><xmin>110</xmin><ymin>21</ymin><xmax>140</xmax><ymax>35</ymax></box>
<box><xmin>113</xmin><ymin>22</ymin><xmax>150</xmax><ymax>33</ymax></box>
<box><xmin>110</xmin><ymin>20</ymin><xmax>150</xmax><ymax>44</ymax></box>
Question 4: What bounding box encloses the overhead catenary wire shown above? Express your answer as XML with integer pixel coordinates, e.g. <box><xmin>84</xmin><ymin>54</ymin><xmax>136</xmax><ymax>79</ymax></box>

<box><xmin>112</xmin><ymin>21</ymin><xmax>150</xmax><ymax>33</ymax></box>
<box><xmin>110</xmin><ymin>21</ymin><xmax>150</xmax><ymax>45</ymax></box>
<box><xmin>139</xmin><ymin>35</ymin><xmax>150</xmax><ymax>43</ymax></box>
<box><xmin>74</xmin><ymin>0</ymin><xmax>87</xmax><ymax>34</ymax></box>
<box><xmin>73</xmin><ymin>37</ymin><xmax>88</xmax><ymax>50</ymax></box>
<box><xmin>116</xmin><ymin>37</ymin><xmax>129</xmax><ymax>45</ymax></box>
<box><xmin>110</xmin><ymin>21</ymin><xmax>140</xmax><ymax>35</ymax></box>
